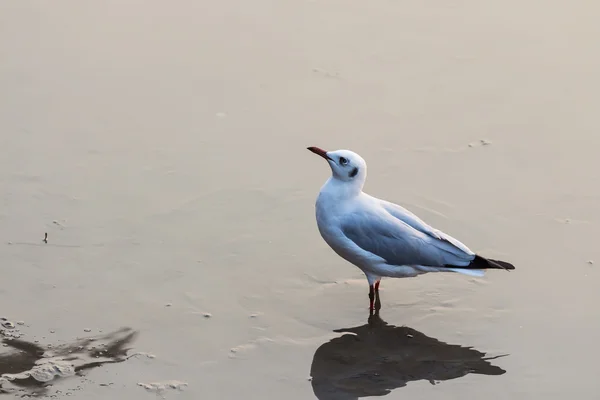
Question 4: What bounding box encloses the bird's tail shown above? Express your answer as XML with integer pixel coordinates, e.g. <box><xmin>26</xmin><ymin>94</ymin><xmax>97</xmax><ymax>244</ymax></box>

<box><xmin>446</xmin><ymin>268</ymin><xmax>486</xmax><ymax>277</ymax></box>
<box><xmin>448</xmin><ymin>255</ymin><xmax>516</xmax><ymax>271</ymax></box>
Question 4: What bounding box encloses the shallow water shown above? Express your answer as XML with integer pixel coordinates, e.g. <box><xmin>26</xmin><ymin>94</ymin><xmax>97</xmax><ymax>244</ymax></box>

<box><xmin>2</xmin><ymin>0</ymin><xmax>600</xmax><ymax>398</ymax></box>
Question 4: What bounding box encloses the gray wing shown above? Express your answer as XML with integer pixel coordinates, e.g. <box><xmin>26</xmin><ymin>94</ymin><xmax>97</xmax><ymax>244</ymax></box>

<box><xmin>341</xmin><ymin>211</ymin><xmax>474</xmax><ymax>267</ymax></box>
<box><xmin>380</xmin><ymin>200</ymin><xmax>474</xmax><ymax>257</ymax></box>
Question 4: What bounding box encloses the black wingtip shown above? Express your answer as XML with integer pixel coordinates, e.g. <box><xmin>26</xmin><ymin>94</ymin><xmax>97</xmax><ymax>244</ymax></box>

<box><xmin>480</xmin><ymin>256</ymin><xmax>516</xmax><ymax>271</ymax></box>
<box><xmin>446</xmin><ymin>255</ymin><xmax>515</xmax><ymax>271</ymax></box>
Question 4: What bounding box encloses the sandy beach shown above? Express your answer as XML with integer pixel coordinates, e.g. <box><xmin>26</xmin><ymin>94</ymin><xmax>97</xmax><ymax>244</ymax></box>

<box><xmin>2</xmin><ymin>1</ymin><xmax>600</xmax><ymax>398</ymax></box>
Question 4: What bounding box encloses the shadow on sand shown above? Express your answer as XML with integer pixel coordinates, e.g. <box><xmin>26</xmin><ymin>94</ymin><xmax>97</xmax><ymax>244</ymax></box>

<box><xmin>310</xmin><ymin>311</ymin><xmax>506</xmax><ymax>399</ymax></box>
<box><xmin>0</xmin><ymin>327</ymin><xmax>138</xmax><ymax>397</ymax></box>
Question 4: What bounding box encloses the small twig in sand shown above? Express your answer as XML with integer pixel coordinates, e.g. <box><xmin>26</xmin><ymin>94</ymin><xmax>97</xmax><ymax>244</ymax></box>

<box><xmin>43</xmin><ymin>233</ymin><xmax>48</xmax><ymax>243</ymax></box>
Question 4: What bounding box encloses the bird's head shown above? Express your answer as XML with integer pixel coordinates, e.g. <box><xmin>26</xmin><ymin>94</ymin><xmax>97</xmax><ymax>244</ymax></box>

<box><xmin>307</xmin><ymin>147</ymin><xmax>367</xmax><ymax>187</ymax></box>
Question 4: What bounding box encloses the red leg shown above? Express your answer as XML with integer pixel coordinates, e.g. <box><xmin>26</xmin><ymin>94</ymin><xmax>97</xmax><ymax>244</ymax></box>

<box><xmin>368</xmin><ymin>285</ymin><xmax>375</xmax><ymax>311</ymax></box>
<box><xmin>374</xmin><ymin>280</ymin><xmax>381</xmax><ymax>311</ymax></box>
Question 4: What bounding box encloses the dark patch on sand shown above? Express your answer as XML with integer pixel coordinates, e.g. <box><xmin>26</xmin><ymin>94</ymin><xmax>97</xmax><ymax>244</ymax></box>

<box><xmin>0</xmin><ymin>327</ymin><xmax>138</xmax><ymax>397</ymax></box>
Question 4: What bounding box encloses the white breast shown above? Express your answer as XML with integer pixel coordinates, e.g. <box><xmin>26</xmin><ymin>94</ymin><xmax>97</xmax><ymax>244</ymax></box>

<box><xmin>314</xmin><ymin>183</ymin><xmax>377</xmax><ymax>270</ymax></box>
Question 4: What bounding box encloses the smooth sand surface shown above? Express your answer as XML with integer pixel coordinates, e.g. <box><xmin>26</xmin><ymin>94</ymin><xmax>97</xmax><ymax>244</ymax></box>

<box><xmin>2</xmin><ymin>1</ymin><xmax>600</xmax><ymax>398</ymax></box>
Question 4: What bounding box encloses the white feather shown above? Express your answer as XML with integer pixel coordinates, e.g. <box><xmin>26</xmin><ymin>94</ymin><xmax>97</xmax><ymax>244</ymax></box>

<box><xmin>446</xmin><ymin>268</ymin><xmax>485</xmax><ymax>278</ymax></box>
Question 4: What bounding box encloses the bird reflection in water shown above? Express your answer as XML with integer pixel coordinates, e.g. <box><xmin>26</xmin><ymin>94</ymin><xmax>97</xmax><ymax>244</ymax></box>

<box><xmin>310</xmin><ymin>311</ymin><xmax>506</xmax><ymax>399</ymax></box>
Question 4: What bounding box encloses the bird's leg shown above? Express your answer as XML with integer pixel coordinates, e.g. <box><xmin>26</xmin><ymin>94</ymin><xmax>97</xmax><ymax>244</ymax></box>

<box><xmin>368</xmin><ymin>285</ymin><xmax>375</xmax><ymax>312</ymax></box>
<box><xmin>374</xmin><ymin>280</ymin><xmax>381</xmax><ymax>311</ymax></box>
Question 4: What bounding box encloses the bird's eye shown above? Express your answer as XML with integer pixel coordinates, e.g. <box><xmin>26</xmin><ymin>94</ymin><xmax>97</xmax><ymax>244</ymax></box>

<box><xmin>339</xmin><ymin>157</ymin><xmax>348</xmax><ymax>165</ymax></box>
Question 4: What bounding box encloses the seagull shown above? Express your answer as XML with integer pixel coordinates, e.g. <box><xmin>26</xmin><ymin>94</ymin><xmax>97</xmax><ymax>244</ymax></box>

<box><xmin>307</xmin><ymin>147</ymin><xmax>515</xmax><ymax>311</ymax></box>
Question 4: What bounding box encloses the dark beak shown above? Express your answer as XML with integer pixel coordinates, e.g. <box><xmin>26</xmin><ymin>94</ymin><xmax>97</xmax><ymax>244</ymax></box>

<box><xmin>307</xmin><ymin>146</ymin><xmax>332</xmax><ymax>161</ymax></box>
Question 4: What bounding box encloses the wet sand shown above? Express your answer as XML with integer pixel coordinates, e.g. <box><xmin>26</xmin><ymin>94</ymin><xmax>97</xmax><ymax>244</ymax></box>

<box><xmin>2</xmin><ymin>0</ymin><xmax>600</xmax><ymax>398</ymax></box>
